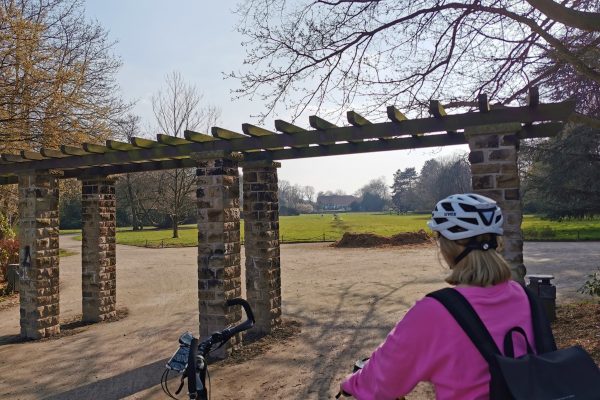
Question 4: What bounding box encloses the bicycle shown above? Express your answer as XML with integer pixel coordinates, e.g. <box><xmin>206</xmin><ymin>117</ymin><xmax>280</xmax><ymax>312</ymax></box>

<box><xmin>161</xmin><ymin>298</ymin><xmax>255</xmax><ymax>400</ymax></box>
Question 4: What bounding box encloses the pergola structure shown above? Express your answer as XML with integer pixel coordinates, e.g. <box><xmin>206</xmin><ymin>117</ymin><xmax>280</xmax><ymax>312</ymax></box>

<box><xmin>0</xmin><ymin>91</ymin><xmax>575</xmax><ymax>355</ymax></box>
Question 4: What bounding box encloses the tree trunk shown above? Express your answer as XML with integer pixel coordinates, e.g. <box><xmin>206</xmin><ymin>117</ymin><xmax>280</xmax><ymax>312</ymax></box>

<box><xmin>126</xmin><ymin>174</ymin><xmax>142</xmax><ymax>231</ymax></box>
<box><xmin>172</xmin><ymin>215</ymin><xmax>179</xmax><ymax>238</ymax></box>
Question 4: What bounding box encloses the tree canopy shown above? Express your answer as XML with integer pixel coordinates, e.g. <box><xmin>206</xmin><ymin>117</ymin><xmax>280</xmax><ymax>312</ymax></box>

<box><xmin>233</xmin><ymin>0</ymin><xmax>599</xmax><ymax>126</ymax></box>
<box><xmin>522</xmin><ymin>125</ymin><xmax>600</xmax><ymax>218</ymax></box>
<box><xmin>0</xmin><ymin>0</ymin><xmax>128</xmax><ymax>151</ymax></box>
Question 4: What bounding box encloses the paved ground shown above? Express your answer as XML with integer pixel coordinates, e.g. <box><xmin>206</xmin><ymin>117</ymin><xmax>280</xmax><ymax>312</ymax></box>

<box><xmin>0</xmin><ymin>237</ymin><xmax>597</xmax><ymax>400</ymax></box>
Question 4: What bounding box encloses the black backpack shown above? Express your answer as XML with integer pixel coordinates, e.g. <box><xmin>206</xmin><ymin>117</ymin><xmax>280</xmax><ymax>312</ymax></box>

<box><xmin>427</xmin><ymin>286</ymin><xmax>600</xmax><ymax>400</ymax></box>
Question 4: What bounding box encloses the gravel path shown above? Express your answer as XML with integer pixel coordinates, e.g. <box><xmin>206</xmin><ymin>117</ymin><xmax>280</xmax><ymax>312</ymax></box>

<box><xmin>0</xmin><ymin>237</ymin><xmax>597</xmax><ymax>400</ymax></box>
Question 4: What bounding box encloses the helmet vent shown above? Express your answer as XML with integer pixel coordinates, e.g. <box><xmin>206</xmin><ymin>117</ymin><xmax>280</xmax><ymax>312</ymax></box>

<box><xmin>459</xmin><ymin>203</ymin><xmax>477</xmax><ymax>212</ymax></box>
<box><xmin>448</xmin><ymin>226</ymin><xmax>468</xmax><ymax>233</ymax></box>
<box><xmin>434</xmin><ymin>217</ymin><xmax>448</xmax><ymax>224</ymax></box>
<box><xmin>441</xmin><ymin>202</ymin><xmax>454</xmax><ymax>212</ymax></box>
<box><xmin>458</xmin><ymin>217</ymin><xmax>478</xmax><ymax>225</ymax></box>
<box><xmin>495</xmin><ymin>215</ymin><xmax>502</xmax><ymax>223</ymax></box>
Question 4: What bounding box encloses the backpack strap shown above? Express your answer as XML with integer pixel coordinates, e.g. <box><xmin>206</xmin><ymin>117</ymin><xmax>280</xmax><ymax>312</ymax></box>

<box><xmin>426</xmin><ymin>288</ymin><xmax>501</xmax><ymax>365</ymax></box>
<box><xmin>521</xmin><ymin>285</ymin><xmax>557</xmax><ymax>353</ymax></box>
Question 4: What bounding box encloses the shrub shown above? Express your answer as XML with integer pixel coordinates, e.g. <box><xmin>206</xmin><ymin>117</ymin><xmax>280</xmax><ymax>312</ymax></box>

<box><xmin>578</xmin><ymin>268</ymin><xmax>600</xmax><ymax>298</ymax></box>
<box><xmin>0</xmin><ymin>213</ymin><xmax>15</xmax><ymax>240</ymax></box>
<box><xmin>0</xmin><ymin>238</ymin><xmax>19</xmax><ymax>283</ymax></box>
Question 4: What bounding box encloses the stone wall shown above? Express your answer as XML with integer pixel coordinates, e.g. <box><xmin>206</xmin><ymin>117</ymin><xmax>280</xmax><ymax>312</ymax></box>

<box><xmin>242</xmin><ymin>163</ymin><xmax>282</xmax><ymax>335</ymax></box>
<box><xmin>196</xmin><ymin>158</ymin><xmax>242</xmax><ymax>358</ymax></box>
<box><xmin>466</xmin><ymin>124</ymin><xmax>525</xmax><ymax>282</ymax></box>
<box><xmin>17</xmin><ymin>171</ymin><xmax>61</xmax><ymax>339</ymax></box>
<box><xmin>81</xmin><ymin>177</ymin><xmax>117</xmax><ymax>322</ymax></box>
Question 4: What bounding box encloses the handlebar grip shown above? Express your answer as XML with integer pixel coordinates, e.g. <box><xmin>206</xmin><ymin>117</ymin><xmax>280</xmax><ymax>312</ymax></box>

<box><xmin>226</xmin><ymin>298</ymin><xmax>256</xmax><ymax>324</ymax></box>
<box><xmin>187</xmin><ymin>337</ymin><xmax>199</xmax><ymax>397</ymax></box>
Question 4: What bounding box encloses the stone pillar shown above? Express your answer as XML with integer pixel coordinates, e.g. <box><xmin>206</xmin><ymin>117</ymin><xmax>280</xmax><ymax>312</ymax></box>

<box><xmin>81</xmin><ymin>176</ymin><xmax>117</xmax><ymax>322</ymax></box>
<box><xmin>17</xmin><ymin>170</ymin><xmax>61</xmax><ymax>339</ymax></box>
<box><xmin>466</xmin><ymin>123</ymin><xmax>525</xmax><ymax>283</ymax></box>
<box><xmin>196</xmin><ymin>157</ymin><xmax>242</xmax><ymax>358</ymax></box>
<box><xmin>242</xmin><ymin>162</ymin><xmax>282</xmax><ymax>336</ymax></box>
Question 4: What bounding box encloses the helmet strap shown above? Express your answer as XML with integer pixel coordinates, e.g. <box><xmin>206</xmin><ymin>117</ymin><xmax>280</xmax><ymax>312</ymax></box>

<box><xmin>454</xmin><ymin>235</ymin><xmax>498</xmax><ymax>265</ymax></box>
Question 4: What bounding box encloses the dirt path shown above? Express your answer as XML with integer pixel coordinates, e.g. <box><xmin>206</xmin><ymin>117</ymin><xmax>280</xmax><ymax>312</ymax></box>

<box><xmin>0</xmin><ymin>238</ymin><xmax>597</xmax><ymax>400</ymax></box>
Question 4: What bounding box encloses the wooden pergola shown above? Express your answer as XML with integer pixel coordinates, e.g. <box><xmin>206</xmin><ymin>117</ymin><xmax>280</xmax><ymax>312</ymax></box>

<box><xmin>0</xmin><ymin>95</ymin><xmax>572</xmax><ymax>183</ymax></box>
<box><xmin>0</xmin><ymin>91</ymin><xmax>575</xmax><ymax>347</ymax></box>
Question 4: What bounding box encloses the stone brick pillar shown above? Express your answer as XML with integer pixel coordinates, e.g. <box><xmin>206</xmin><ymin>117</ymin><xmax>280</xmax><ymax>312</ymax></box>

<box><xmin>81</xmin><ymin>176</ymin><xmax>117</xmax><ymax>322</ymax></box>
<box><xmin>466</xmin><ymin>123</ymin><xmax>525</xmax><ymax>283</ymax></box>
<box><xmin>17</xmin><ymin>170</ymin><xmax>61</xmax><ymax>339</ymax></box>
<box><xmin>196</xmin><ymin>157</ymin><xmax>242</xmax><ymax>358</ymax></box>
<box><xmin>242</xmin><ymin>162</ymin><xmax>282</xmax><ymax>336</ymax></box>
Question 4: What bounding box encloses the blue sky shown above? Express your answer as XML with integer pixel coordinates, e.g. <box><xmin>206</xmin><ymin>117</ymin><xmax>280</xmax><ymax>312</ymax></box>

<box><xmin>85</xmin><ymin>0</ymin><xmax>467</xmax><ymax>194</ymax></box>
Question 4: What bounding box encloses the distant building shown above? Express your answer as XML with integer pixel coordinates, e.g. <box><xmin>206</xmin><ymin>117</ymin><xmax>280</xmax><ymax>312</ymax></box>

<box><xmin>317</xmin><ymin>195</ymin><xmax>358</xmax><ymax>211</ymax></box>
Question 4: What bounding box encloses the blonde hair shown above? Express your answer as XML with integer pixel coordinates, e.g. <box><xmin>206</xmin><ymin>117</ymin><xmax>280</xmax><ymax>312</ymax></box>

<box><xmin>437</xmin><ymin>233</ymin><xmax>511</xmax><ymax>287</ymax></box>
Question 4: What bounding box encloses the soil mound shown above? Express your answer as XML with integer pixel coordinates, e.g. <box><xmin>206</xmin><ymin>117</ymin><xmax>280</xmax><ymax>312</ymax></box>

<box><xmin>333</xmin><ymin>230</ymin><xmax>432</xmax><ymax>248</ymax></box>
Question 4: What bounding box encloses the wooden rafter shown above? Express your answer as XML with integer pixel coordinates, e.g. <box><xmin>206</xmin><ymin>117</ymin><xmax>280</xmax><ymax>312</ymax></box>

<box><xmin>241</xmin><ymin>124</ymin><xmax>284</xmax><ymax>150</ymax></box>
<box><xmin>41</xmin><ymin>148</ymin><xmax>68</xmax><ymax>158</ymax></box>
<box><xmin>131</xmin><ymin>137</ymin><xmax>162</xmax><ymax>148</ymax></box>
<box><xmin>184</xmin><ymin>130</ymin><xmax>216</xmax><ymax>143</ymax></box>
<box><xmin>274</xmin><ymin>120</ymin><xmax>309</xmax><ymax>148</ymax></box>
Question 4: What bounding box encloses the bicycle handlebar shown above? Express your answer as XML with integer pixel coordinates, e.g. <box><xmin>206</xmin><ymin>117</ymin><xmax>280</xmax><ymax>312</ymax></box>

<box><xmin>185</xmin><ymin>298</ymin><xmax>255</xmax><ymax>399</ymax></box>
<box><xmin>219</xmin><ymin>298</ymin><xmax>256</xmax><ymax>341</ymax></box>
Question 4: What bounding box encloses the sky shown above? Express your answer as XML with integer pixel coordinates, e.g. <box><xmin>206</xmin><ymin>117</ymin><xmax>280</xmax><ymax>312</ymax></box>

<box><xmin>84</xmin><ymin>0</ymin><xmax>467</xmax><ymax>195</ymax></box>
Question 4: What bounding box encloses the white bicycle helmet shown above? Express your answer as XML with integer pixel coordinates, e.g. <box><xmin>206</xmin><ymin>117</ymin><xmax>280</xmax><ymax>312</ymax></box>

<box><xmin>427</xmin><ymin>193</ymin><xmax>503</xmax><ymax>240</ymax></box>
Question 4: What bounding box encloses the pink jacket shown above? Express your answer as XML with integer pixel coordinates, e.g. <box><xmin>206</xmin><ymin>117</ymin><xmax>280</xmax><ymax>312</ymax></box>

<box><xmin>341</xmin><ymin>280</ymin><xmax>534</xmax><ymax>400</ymax></box>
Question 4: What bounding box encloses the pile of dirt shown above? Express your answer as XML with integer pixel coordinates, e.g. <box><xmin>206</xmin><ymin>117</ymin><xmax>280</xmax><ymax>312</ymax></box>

<box><xmin>333</xmin><ymin>230</ymin><xmax>433</xmax><ymax>248</ymax></box>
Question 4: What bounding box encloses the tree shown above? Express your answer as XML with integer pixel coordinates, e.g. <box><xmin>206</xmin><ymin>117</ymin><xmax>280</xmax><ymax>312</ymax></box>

<box><xmin>354</xmin><ymin>177</ymin><xmax>391</xmax><ymax>211</ymax></box>
<box><xmin>391</xmin><ymin>168</ymin><xmax>419</xmax><ymax>212</ymax></box>
<box><xmin>113</xmin><ymin>114</ymin><xmax>145</xmax><ymax>230</ymax></box>
<box><xmin>0</xmin><ymin>0</ymin><xmax>128</xmax><ymax>151</ymax></box>
<box><xmin>233</xmin><ymin>0</ymin><xmax>600</xmax><ymax>126</ymax></box>
<box><xmin>152</xmin><ymin>72</ymin><xmax>220</xmax><ymax>238</ymax></box>
<box><xmin>522</xmin><ymin>125</ymin><xmax>600</xmax><ymax>218</ymax></box>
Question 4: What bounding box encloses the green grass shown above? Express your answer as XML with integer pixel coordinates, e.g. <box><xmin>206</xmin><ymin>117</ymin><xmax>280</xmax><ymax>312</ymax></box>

<box><xmin>59</xmin><ymin>213</ymin><xmax>600</xmax><ymax>248</ymax></box>
<box><xmin>522</xmin><ymin>215</ymin><xmax>600</xmax><ymax>241</ymax></box>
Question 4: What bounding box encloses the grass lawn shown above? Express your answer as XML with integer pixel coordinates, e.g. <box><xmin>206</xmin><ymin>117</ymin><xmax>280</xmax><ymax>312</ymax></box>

<box><xmin>522</xmin><ymin>215</ymin><xmax>600</xmax><ymax>241</ymax></box>
<box><xmin>60</xmin><ymin>213</ymin><xmax>600</xmax><ymax>248</ymax></box>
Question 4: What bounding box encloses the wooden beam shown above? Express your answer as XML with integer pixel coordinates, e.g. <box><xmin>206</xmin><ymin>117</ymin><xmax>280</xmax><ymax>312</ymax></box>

<box><xmin>309</xmin><ymin>115</ymin><xmax>337</xmax><ymax>130</ymax></box>
<box><xmin>519</xmin><ymin>122</ymin><xmax>563</xmax><ymax>139</ymax></box>
<box><xmin>0</xmin><ymin>101</ymin><xmax>576</xmax><ymax>176</ymax></box>
<box><xmin>386</xmin><ymin>106</ymin><xmax>408</xmax><ymax>123</ymax></box>
<box><xmin>61</xmin><ymin>145</ymin><xmax>89</xmax><ymax>156</ymax></box>
<box><xmin>429</xmin><ymin>100</ymin><xmax>448</xmax><ymax>118</ymax></box>
<box><xmin>478</xmin><ymin>94</ymin><xmax>491</xmax><ymax>113</ymax></box>
<box><xmin>274</xmin><ymin>120</ymin><xmax>306</xmax><ymax>133</ymax></box>
<box><xmin>243</xmin><ymin>132</ymin><xmax>467</xmax><ymax>163</ymax></box>
<box><xmin>41</xmin><ymin>148</ymin><xmax>68</xmax><ymax>158</ymax></box>
<box><xmin>308</xmin><ymin>116</ymin><xmax>338</xmax><ymax>145</ymax></box>
<box><xmin>107</xmin><ymin>140</ymin><xmax>137</xmax><ymax>151</ymax></box>
<box><xmin>241</xmin><ymin>124</ymin><xmax>284</xmax><ymax>150</ymax></box>
<box><xmin>131</xmin><ymin>137</ymin><xmax>161</xmax><ymax>148</ymax></box>
<box><xmin>274</xmin><ymin>120</ymin><xmax>308</xmax><ymax>148</ymax></box>
<box><xmin>0</xmin><ymin>175</ymin><xmax>17</xmax><ymax>184</ymax></box>
<box><xmin>157</xmin><ymin>134</ymin><xmax>192</xmax><ymax>146</ymax></box>
<box><xmin>347</xmin><ymin>111</ymin><xmax>372</xmax><ymax>127</ymax></box>
<box><xmin>83</xmin><ymin>143</ymin><xmax>112</xmax><ymax>154</ymax></box>
<box><xmin>20</xmin><ymin>150</ymin><xmax>45</xmax><ymax>160</ymax></box>
<box><xmin>1</xmin><ymin>154</ymin><xmax>25</xmax><ymax>163</ymax></box>
<box><xmin>345</xmin><ymin>111</ymin><xmax>372</xmax><ymax>143</ymax></box>
<box><xmin>385</xmin><ymin>106</ymin><xmax>419</xmax><ymax>138</ymax></box>
<box><xmin>184</xmin><ymin>130</ymin><xmax>216</xmax><ymax>143</ymax></box>
<box><xmin>528</xmin><ymin>86</ymin><xmax>540</xmax><ymax>107</ymax></box>
<box><xmin>242</xmin><ymin>123</ymin><xmax>276</xmax><ymax>137</ymax></box>
<box><xmin>211</xmin><ymin>127</ymin><xmax>248</xmax><ymax>140</ymax></box>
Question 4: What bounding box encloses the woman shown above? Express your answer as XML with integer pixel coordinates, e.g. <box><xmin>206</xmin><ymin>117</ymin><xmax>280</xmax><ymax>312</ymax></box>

<box><xmin>340</xmin><ymin>193</ymin><xmax>534</xmax><ymax>400</ymax></box>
